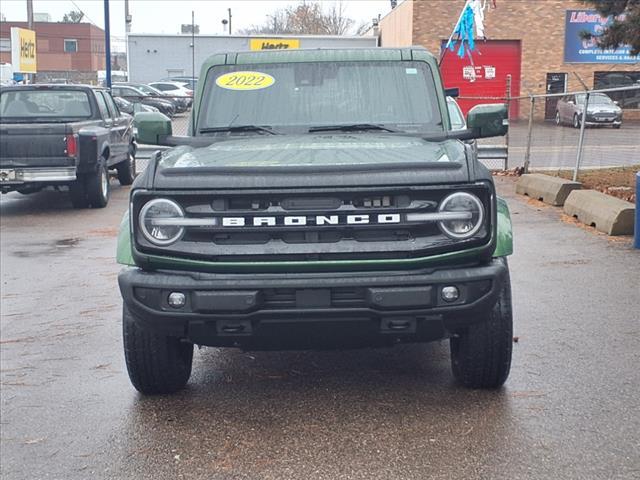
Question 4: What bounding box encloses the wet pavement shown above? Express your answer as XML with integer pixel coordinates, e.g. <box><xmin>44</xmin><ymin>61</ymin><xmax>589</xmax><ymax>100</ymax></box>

<box><xmin>1</xmin><ymin>177</ymin><xmax>639</xmax><ymax>480</ymax></box>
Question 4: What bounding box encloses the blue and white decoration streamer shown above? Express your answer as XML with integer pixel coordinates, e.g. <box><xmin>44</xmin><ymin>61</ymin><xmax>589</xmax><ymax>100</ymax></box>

<box><xmin>446</xmin><ymin>0</ymin><xmax>476</xmax><ymax>59</ymax></box>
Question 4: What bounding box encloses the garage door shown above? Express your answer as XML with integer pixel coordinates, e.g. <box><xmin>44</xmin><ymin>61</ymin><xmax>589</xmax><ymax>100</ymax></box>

<box><xmin>439</xmin><ymin>40</ymin><xmax>522</xmax><ymax>118</ymax></box>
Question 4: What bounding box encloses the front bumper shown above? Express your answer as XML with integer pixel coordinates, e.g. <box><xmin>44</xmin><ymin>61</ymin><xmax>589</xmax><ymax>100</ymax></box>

<box><xmin>0</xmin><ymin>167</ymin><xmax>77</xmax><ymax>189</ymax></box>
<box><xmin>584</xmin><ymin>116</ymin><xmax>622</xmax><ymax>126</ymax></box>
<box><xmin>119</xmin><ymin>259</ymin><xmax>508</xmax><ymax>349</ymax></box>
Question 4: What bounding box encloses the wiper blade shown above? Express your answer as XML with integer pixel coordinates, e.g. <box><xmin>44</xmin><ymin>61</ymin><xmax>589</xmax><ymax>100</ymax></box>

<box><xmin>308</xmin><ymin>123</ymin><xmax>399</xmax><ymax>133</ymax></box>
<box><xmin>199</xmin><ymin>125</ymin><xmax>279</xmax><ymax>135</ymax></box>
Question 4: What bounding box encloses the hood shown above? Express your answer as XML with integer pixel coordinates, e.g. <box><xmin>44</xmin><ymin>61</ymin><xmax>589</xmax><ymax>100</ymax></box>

<box><xmin>583</xmin><ymin>104</ymin><xmax>620</xmax><ymax>113</ymax></box>
<box><xmin>151</xmin><ymin>133</ymin><xmax>473</xmax><ymax>190</ymax></box>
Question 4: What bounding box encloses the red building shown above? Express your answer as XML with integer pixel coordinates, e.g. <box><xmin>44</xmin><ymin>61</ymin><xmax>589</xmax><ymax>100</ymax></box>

<box><xmin>0</xmin><ymin>21</ymin><xmax>106</xmax><ymax>83</ymax></box>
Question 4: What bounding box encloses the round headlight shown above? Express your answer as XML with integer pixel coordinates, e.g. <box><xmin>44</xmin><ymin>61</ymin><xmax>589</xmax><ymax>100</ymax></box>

<box><xmin>437</xmin><ymin>192</ymin><xmax>484</xmax><ymax>239</ymax></box>
<box><xmin>139</xmin><ymin>198</ymin><xmax>185</xmax><ymax>246</ymax></box>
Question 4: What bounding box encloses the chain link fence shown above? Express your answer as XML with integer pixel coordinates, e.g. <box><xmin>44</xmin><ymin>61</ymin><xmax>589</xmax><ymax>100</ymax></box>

<box><xmin>509</xmin><ymin>85</ymin><xmax>639</xmax><ymax>178</ymax></box>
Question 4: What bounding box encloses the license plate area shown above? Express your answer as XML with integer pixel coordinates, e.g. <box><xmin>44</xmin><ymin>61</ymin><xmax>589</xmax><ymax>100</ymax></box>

<box><xmin>0</xmin><ymin>169</ymin><xmax>17</xmax><ymax>182</ymax></box>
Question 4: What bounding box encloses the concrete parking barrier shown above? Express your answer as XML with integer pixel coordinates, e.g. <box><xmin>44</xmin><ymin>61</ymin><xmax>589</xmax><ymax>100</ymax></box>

<box><xmin>515</xmin><ymin>174</ymin><xmax>582</xmax><ymax>206</ymax></box>
<box><xmin>564</xmin><ymin>190</ymin><xmax>636</xmax><ymax>236</ymax></box>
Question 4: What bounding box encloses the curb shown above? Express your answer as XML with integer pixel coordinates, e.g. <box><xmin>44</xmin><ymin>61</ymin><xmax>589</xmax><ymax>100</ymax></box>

<box><xmin>564</xmin><ymin>190</ymin><xmax>636</xmax><ymax>236</ymax></box>
<box><xmin>515</xmin><ymin>174</ymin><xmax>581</xmax><ymax>206</ymax></box>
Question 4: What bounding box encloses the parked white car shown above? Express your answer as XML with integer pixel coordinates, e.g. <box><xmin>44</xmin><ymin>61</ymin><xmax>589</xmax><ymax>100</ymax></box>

<box><xmin>148</xmin><ymin>81</ymin><xmax>193</xmax><ymax>107</ymax></box>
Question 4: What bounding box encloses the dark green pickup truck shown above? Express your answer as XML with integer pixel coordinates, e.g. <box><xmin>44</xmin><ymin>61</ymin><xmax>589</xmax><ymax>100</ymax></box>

<box><xmin>117</xmin><ymin>47</ymin><xmax>514</xmax><ymax>394</ymax></box>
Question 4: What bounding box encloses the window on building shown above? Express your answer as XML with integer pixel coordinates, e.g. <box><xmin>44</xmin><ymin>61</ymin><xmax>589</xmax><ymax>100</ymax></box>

<box><xmin>64</xmin><ymin>39</ymin><xmax>78</xmax><ymax>53</ymax></box>
<box><xmin>594</xmin><ymin>71</ymin><xmax>640</xmax><ymax>109</ymax></box>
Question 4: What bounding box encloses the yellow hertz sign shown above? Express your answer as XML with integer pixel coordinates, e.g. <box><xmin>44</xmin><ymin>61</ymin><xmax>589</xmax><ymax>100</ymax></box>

<box><xmin>249</xmin><ymin>38</ymin><xmax>300</xmax><ymax>51</ymax></box>
<box><xmin>11</xmin><ymin>27</ymin><xmax>37</xmax><ymax>73</ymax></box>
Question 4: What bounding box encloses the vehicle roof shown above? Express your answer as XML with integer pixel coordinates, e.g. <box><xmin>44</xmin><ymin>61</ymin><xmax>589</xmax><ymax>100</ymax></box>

<box><xmin>0</xmin><ymin>84</ymin><xmax>106</xmax><ymax>91</ymax></box>
<box><xmin>200</xmin><ymin>47</ymin><xmax>437</xmax><ymax>71</ymax></box>
<box><xmin>149</xmin><ymin>81</ymin><xmax>189</xmax><ymax>87</ymax></box>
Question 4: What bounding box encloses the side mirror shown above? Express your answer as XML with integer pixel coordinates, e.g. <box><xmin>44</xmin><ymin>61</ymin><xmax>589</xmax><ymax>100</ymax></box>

<box><xmin>466</xmin><ymin>103</ymin><xmax>508</xmax><ymax>138</ymax></box>
<box><xmin>445</xmin><ymin>87</ymin><xmax>460</xmax><ymax>98</ymax></box>
<box><xmin>614</xmin><ymin>100</ymin><xmax>619</xmax><ymax>106</ymax></box>
<box><xmin>134</xmin><ymin>111</ymin><xmax>172</xmax><ymax>145</ymax></box>
<box><xmin>567</xmin><ymin>100</ymin><xmax>574</xmax><ymax>105</ymax></box>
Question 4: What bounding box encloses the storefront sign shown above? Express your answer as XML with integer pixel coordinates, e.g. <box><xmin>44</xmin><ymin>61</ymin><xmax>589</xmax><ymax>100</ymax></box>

<box><xmin>564</xmin><ymin>10</ymin><xmax>638</xmax><ymax>64</ymax></box>
<box><xmin>10</xmin><ymin>27</ymin><xmax>37</xmax><ymax>73</ymax></box>
<box><xmin>249</xmin><ymin>38</ymin><xmax>300</xmax><ymax>51</ymax></box>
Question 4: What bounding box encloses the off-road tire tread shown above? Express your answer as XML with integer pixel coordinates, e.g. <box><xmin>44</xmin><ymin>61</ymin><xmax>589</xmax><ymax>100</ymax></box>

<box><xmin>123</xmin><ymin>305</ymin><xmax>193</xmax><ymax>394</ymax></box>
<box><xmin>450</xmin><ymin>260</ymin><xmax>513</xmax><ymax>389</ymax></box>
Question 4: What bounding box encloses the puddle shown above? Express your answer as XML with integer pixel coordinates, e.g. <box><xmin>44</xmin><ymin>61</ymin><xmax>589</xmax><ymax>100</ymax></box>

<box><xmin>55</xmin><ymin>238</ymin><xmax>80</xmax><ymax>248</ymax></box>
<box><xmin>12</xmin><ymin>238</ymin><xmax>81</xmax><ymax>257</ymax></box>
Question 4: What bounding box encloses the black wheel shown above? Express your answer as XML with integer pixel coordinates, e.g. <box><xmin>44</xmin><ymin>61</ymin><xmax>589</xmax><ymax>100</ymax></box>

<box><xmin>573</xmin><ymin>114</ymin><xmax>581</xmax><ymax>129</ymax></box>
<box><xmin>613</xmin><ymin>124</ymin><xmax>621</xmax><ymax>129</ymax></box>
<box><xmin>450</xmin><ymin>260</ymin><xmax>513</xmax><ymax>389</ymax></box>
<box><xmin>116</xmin><ymin>148</ymin><xmax>136</xmax><ymax>186</ymax></box>
<box><xmin>123</xmin><ymin>305</ymin><xmax>193</xmax><ymax>395</ymax></box>
<box><xmin>555</xmin><ymin>111</ymin><xmax>561</xmax><ymax>126</ymax></box>
<box><xmin>68</xmin><ymin>179</ymin><xmax>89</xmax><ymax>208</ymax></box>
<box><xmin>85</xmin><ymin>157</ymin><xmax>110</xmax><ymax>208</ymax></box>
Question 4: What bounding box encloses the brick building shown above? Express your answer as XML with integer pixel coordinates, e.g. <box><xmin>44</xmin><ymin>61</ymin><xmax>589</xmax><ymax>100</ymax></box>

<box><xmin>377</xmin><ymin>0</ymin><xmax>640</xmax><ymax>119</ymax></box>
<box><xmin>0</xmin><ymin>21</ymin><xmax>106</xmax><ymax>83</ymax></box>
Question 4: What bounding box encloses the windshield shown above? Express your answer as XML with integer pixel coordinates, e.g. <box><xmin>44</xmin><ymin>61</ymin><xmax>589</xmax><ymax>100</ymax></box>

<box><xmin>576</xmin><ymin>94</ymin><xmax>614</xmax><ymax>105</ymax></box>
<box><xmin>0</xmin><ymin>89</ymin><xmax>92</xmax><ymax>121</ymax></box>
<box><xmin>198</xmin><ymin>61</ymin><xmax>443</xmax><ymax>134</ymax></box>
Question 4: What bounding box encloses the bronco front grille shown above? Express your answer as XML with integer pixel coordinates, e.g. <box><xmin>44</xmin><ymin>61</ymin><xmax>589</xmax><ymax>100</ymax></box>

<box><xmin>132</xmin><ymin>184</ymin><xmax>493</xmax><ymax>263</ymax></box>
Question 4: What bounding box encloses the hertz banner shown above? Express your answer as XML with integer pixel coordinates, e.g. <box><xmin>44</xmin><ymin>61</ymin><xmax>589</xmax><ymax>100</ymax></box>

<box><xmin>249</xmin><ymin>38</ymin><xmax>300</xmax><ymax>51</ymax></box>
<box><xmin>11</xmin><ymin>27</ymin><xmax>37</xmax><ymax>73</ymax></box>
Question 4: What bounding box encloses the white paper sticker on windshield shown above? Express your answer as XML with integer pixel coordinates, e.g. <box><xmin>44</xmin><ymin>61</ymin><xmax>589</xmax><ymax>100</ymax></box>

<box><xmin>405</xmin><ymin>68</ymin><xmax>418</xmax><ymax>75</ymax></box>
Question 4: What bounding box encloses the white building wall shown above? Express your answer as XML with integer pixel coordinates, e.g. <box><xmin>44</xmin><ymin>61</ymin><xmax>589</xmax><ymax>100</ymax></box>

<box><xmin>127</xmin><ymin>34</ymin><xmax>379</xmax><ymax>83</ymax></box>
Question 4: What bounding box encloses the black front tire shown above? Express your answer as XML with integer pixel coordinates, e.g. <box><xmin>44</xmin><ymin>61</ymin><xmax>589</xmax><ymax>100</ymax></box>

<box><xmin>123</xmin><ymin>305</ymin><xmax>193</xmax><ymax>395</ymax></box>
<box><xmin>85</xmin><ymin>157</ymin><xmax>110</xmax><ymax>208</ymax></box>
<box><xmin>450</xmin><ymin>261</ymin><xmax>513</xmax><ymax>389</ymax></box>
<box><xmin>116</xmin><ymin>149</ymin><xmax>136</xmax><ymax>186</ymax></box>
<box><xmin>555</xmin><ymin>111</ymin><xmax>561</xmax><ymax>126</ymax></box>
<box><xmin>573</xmin><ymin>114</ymin><xmax>581</xmax><ymax>129</ymax></box>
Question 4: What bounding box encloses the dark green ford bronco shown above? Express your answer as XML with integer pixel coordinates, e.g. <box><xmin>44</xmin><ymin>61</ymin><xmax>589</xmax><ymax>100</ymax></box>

<box><xmin>117</xmin><ymin>48</ymin><xmax>514</xmax><ymax>394</ymax></box>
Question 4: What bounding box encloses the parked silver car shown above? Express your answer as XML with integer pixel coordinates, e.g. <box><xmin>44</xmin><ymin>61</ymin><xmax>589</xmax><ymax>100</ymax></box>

<box><xmin>555</xmin><ymin>93</ymin><xmax>622</xmax><ymax>129</ymax></box>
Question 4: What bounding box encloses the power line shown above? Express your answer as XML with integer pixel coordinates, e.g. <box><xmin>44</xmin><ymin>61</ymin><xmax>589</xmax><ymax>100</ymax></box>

<box><xmin>68</xmin><ymin>0</ymin><xmax>99</xmax><ymax>28</ymax></box>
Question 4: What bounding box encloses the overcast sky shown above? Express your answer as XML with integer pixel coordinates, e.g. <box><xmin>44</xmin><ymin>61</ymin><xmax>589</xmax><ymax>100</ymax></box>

<box><xmin>1</xmin><ymin>0</ymin><xmax>395</xmax><ymax>50</ymax></box>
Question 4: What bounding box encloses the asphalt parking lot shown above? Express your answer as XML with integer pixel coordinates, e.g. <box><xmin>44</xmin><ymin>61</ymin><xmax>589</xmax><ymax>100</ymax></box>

<box><xmin>1</xmin><ymin>177</ymin><xmax>639</xmax><ymax>480</ymax></box>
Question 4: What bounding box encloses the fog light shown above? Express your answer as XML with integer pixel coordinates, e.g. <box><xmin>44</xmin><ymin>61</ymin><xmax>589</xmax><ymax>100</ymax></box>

<box><xmin>168</xmin><ymin>292</ymin><xmax>186</xmax><ymax>308</ymax></box>
<box><xmin>441</xmin><ymin>286</ymin><xmax>459</xmax><ymax>302</ymax></box>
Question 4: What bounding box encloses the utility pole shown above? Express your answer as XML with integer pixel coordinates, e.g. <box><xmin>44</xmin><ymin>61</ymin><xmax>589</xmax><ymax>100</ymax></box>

<box><xmin>124</xmin><ymin>0</ymin><xmax>131</xmax><ymax>33</ymax></box>
<box><xmin>104</xmin><ymin>0</ymin><xmax>112</xmax><ymax>88</ymax></box>
<box><xmin>228</xmin><ymin>8</ymin><xmax>232</xmax><ymax>35</ymax></box>
<box><xmin>26</xmin><ymin>0</ymin><xmax>33</xmax><ymax>29</ymax></box>
<box><xmin>124</xmin><ymin>0</ymin><xmax>131</xmax><ymax>81</ymax></box>
<box><xmin>27</xmin><ymin>0</ymin><xmax>34</xmax><ymax>83</ymax></box>
<box><xmin>191</xmin><ymin>11</ymin><xmax>195</xmax><ymax>89</ymax></box>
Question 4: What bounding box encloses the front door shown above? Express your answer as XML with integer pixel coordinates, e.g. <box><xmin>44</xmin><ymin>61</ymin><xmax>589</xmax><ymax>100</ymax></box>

<box><xmin>544</xmin><ymin>73</ymin><xmax>567</xmax><ymax>120</ymax></box>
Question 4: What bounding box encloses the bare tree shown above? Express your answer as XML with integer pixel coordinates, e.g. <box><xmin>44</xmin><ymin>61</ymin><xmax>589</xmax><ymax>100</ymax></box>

<box><xmin>62</xmin><ymin>10</ymin><xmax>84</xmax><ymax>23</ymax></box>
<box><xmin>240</xmin><ymin>1</ymin><xmax>363</xmax><ymax>36</ymax></box>
<box><xmin>324</xmin><ymin>3</ymin><xmax>355</xmax><ymax>35</ymax></box>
